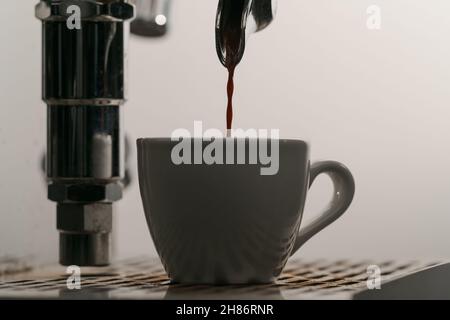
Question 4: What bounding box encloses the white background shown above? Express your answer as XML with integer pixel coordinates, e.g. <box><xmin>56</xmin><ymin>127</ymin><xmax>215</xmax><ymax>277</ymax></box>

<box><xmin>1</xmin><ymin>0</ymin><xmax>450</xmax><ymax>263</ymax></box>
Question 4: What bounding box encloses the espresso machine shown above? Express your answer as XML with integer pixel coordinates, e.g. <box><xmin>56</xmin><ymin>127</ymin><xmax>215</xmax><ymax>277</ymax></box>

<box><xmin>1</xmin><ymin>0</ymin><xmax>448</xmax><ymax>302</ymax></box>
<box><xmin>34</xmin><ymin>0</ymin><xmax>276</xmax><ymax>267</ymax></box>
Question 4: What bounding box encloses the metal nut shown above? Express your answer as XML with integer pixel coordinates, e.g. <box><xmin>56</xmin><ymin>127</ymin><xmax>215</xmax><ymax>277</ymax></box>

<box><xmin>48</xmin><ymin>182</ymin><xmax>123</xmax><ymax>203</ymax></box>
<box><xmin>57</xmin><ymin>203</ymin><xmax>112</xmax><ymax>233</ymax></box>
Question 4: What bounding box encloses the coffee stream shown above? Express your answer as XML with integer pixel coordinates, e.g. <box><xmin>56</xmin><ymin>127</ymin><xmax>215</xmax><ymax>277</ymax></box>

<box><xmin>219</xmin><ymin>0</ymin><xmax>246</xmax><ymax>130</ymax></box>
<box><xmin>226</xmin><ymin>66</ymin><xmax>235</xmax><ymax>130</ymax></box>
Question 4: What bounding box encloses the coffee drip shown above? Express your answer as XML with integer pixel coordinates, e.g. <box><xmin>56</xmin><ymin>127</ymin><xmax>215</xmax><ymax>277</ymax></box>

<box><xmin>226</xmin><ymin>66</ymin><xmax>235</xmax><ymax>130</ymax></box>
<box><xmin>216</xmin><ymin>0</ymin><xmax>247</xmax><ymax>130</ymax></box>
<box><xmin>216</xmin><ymin>0</ymin><xmax>277</xmax><ymax>130</ymax></box>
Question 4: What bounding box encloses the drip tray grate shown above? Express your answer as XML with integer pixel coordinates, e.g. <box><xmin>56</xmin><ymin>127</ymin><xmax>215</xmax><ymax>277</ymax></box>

<box><xmin>0</xmin><ymin>258</ymin><xmax>440</xmax><ymax>299</ymax></box>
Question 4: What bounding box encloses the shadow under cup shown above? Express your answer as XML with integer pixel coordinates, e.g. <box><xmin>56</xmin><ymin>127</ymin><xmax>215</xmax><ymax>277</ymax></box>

<box><xmin>137</xmin><ymin>138</ymin><xmax>354</xmax><ymax>284</ymax></box>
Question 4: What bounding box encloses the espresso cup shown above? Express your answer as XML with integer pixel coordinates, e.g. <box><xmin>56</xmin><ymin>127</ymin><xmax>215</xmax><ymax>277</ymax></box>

<box><xmin>137</xmin><ymin>138</ymin><xmax>355</xmax><ymax>284</ymax></box>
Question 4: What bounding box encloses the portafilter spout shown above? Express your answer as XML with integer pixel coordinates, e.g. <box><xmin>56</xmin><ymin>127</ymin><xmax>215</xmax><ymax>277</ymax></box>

<box><xmin>215</xmin><ymin>0</ymin><xmax>277</xmax><ymax>68</ymax></box>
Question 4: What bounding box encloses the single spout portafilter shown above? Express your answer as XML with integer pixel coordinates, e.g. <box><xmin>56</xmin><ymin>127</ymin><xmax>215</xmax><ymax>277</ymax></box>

<box><xmin>215</xmin><ymin>0</ymin><xmax>277</xmax><ymax>67</ymax></box>
<box><xmin>35</xmin><ymin>0</ymin><xmax>135</xmax><ymax>266</ymax></box>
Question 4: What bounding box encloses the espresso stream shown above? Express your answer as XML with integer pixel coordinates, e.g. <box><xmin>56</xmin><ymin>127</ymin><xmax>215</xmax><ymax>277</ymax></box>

<box><xmin>226</xmin><ymin>66</ymin><xmax>235</xmax><ymax>130</ymax></box>
<box><xmin>220</xmin><ymin>0</ymin><xmax>246</xmax><ymax>130</ymax></box>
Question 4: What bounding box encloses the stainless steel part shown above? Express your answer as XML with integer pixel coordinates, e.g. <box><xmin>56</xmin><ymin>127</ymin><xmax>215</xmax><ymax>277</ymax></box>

<box><xmin>130</xmin><ymin>0</ymin><xmax>172</xmax><ymax>37</ymax></box>
<box><xmin>35</xmin><ymin>0</ymin><xmax>135</xmax><ymax>266</ymax></box>
<box><xmin>57</xmin><ymin>203</ymin><xmax>113</xmax><ymax>266</ymax></box>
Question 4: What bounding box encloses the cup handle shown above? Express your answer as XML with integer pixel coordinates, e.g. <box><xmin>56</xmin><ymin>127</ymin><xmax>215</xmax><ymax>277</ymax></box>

<box><xmin>290</xmin><ymin>161</ymin><xmax>355</xmax><ymax>256</ymax></box>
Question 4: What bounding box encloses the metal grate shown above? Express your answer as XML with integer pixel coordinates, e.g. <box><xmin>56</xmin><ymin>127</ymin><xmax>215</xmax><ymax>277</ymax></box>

<box><xmin>0</xmin><ymin>258</ymin><xmax>440</xmax><ymax>300</ymax></box>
